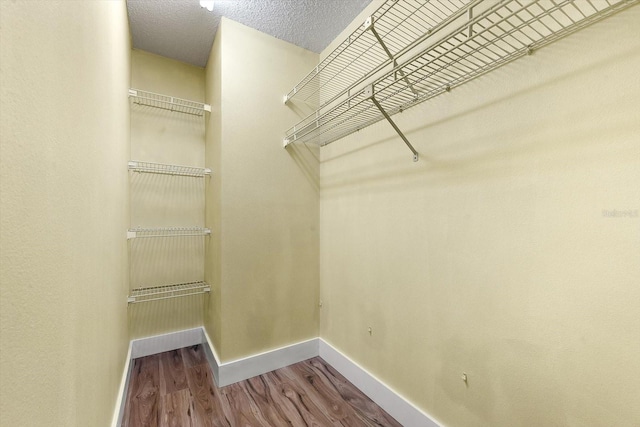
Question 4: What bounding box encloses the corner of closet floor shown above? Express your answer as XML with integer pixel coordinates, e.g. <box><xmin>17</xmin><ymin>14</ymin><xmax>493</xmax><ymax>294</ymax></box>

<box><xmin>318</xmin><ymin>338</ymin><xmax>444</xmax><ymax>427</ymax></box>
<box><xmin>201</xmin><ymin>326</ymin><xmax>222</xmax><ymax>385</ymax></box>
<box><xmin>112</xmin><ymin>327</ymin><xmax>215</xmax><ymax>426</ymax></box>
<box><xmin>216</xmin><ymin>338</ymin><xmax>319</xmax><ymax>387</ymax></box>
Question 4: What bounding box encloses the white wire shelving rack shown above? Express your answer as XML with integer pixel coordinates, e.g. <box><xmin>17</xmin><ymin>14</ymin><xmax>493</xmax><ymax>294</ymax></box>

<box><xmin>129</xmin><ymin>88</ymin><xmax>211</xmax><ymax>116</ymax></box>
<box><xmin>284</xmin><ymin>0</ymin><xmax>638</xmax><ymax>162</ymax></box>
<box><xmin>128</xmin><ymin>161</ymin><xmax>212</xmax><ymax>178</ymax></box>
<box><xmin>284</xmin><ymin>0</ymin><xmax>473</xmax><ymax>109</ymax></box>
<box><xmin>128</xmin><ymin>281</ymin><xmax>211</xmax><ymax>304</ymax></box>
<box><xmin>127</xmin><ymin>227</ymin><xmax>211</xmax><ymax>240</ymax></box>
<box><xmin>127</xmin><ymin>87</ymin><xmax>212</xmax><ymax>304</ymax></box>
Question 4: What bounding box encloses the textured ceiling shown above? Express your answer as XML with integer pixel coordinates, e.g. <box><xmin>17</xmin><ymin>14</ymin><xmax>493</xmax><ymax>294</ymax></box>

<box><xmin>127</xmin><ymin>0</ymin><xmax>373</xmax><ymax>68</ymax></box>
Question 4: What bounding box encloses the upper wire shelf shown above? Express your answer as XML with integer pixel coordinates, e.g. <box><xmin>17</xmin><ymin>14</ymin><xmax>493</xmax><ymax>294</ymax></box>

<box><xmin>128</xmin><ymin>161</ymin><xmax>212</xmax><ymax>178</ymax></box>
<box><xmin>284</xmin><ymin>0</ymin><xmax>638</xmax><ymax>156</ymax></box>
<box><xmin>127</xmin><ymin>227</ymin><xmax>211</xmax><ymax>240</ymax></box>
<box><xmin>129</xmin><ymin>88</ymin><xmax>211</xmax><ymax>116</ymax></box>
<box><xmin>128</xmin><ymin>281</ymin><xmax>211</xmax><ymax>304</ymax></box>
<box><xmin>284</xmin><ymin>0</ymin><xmax>473</xmax><ymax>109</ymax></box>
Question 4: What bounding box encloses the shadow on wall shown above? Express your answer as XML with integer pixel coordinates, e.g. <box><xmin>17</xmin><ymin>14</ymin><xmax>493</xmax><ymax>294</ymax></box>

<box><xmin>284</xmin><ymin>98</ymin><xmax>321</xmax><ymax>193</ymax></box>
<box><xmin>286</xmin><ymin>141</ymin><xmax>320</xmax><ymax>193</ymax></box>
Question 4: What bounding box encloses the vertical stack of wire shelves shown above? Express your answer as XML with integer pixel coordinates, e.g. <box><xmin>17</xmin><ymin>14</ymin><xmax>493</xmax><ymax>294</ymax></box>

<box><xmin>283</xmin><ymin>0</ymin><xmax>638</xmax><ymax>161</ymax></box>
<box><xmin>127</xmin><ymin>89</ymin><xmax>212</xmax><ymax>304</ymax></box>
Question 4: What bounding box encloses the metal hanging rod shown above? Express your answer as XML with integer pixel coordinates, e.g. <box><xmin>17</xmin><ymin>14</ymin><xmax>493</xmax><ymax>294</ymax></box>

<box><xmin>129</xmin><ymin>88</ymin><xmax>211</xmax><ymax>116</ymax></box>
<box><xmin>128</xmin><ymin>281</ymin><xmax>211</xmax><ymax>304</ymax></box>
<box><xmin>128</xmin><ymin>161</ymin><xmax>212</xmax><ymax>178</ymax></box>
<box><xmin>284</xmin><ymin>0</ymin><xmax>474</xmax><ymax>109</ymax></box>
<box><xmin>127</xmin><ymin>227</ymin><xmax>212</xmax><ymax>240</ymax></box>
<box><xmin>283</xmin><ymin>0</ymin><xmax>638</xmax><ymax>161</ymax></box>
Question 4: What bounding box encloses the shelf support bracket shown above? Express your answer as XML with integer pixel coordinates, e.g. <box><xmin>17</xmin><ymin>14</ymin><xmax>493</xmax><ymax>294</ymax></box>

<box><xmin>365</xmin><ymin>85</ymin><xmax>418</xmax><ymax>162</ymax></box>
<box><xmin>367</xmin><ymin>18</ymin><xmax>419</xmax><ymax>98</ymax></box>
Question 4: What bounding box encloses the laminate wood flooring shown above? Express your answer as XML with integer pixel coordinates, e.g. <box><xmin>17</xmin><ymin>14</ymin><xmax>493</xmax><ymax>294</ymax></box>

<box><xmin>122</xmin><ymin>345</ymin><xmax>402</xmax><ymax>427</ymax></box>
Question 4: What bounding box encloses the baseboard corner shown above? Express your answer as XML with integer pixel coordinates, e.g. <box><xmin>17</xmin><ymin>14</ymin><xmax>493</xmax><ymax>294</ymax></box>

<box><xmin>217</xmin><ymin>338</ymin><xmax>319</xmax><ymax>387</ymax></box>
<box><xmin>318</xmin><ymin>338</ymin><xmax>442</xmax><ymax>427</ymax></box>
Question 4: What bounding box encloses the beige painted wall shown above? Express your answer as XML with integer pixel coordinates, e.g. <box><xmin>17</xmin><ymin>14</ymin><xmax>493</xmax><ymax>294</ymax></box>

<box><xmin>0</xmin><ymin>1</ymin><xmax>130</xmax><ymax>426</ymax></box>
<box><xmin>129</xmin><ymin>50</ymin><xmax>207</xmax><ymax>339</ymax></box>
<box><xmin>204</xmin><ymin>18</ymin><xmax>320</xmax><ymax>362</ymax></box>
<box><xmin>319</xmin><ymin>4</ymin><xmax>640</xmax><ymax>427</ymax></box>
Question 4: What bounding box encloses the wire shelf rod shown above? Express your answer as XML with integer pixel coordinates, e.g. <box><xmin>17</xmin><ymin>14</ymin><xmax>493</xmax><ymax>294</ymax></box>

<box><xmin>128</xmin><ymin>161</ymin><xmax>212</xmax><ymax>178</ymax></box>
<box><xmin>128</xmin><ymin>88</ymin><xmax>211</xmax><ymax>116</ymax></box>
<box><xmin>127</xmin><ymin>281</ymin><xmax>211</xmax><ymax>304</ymax></box>
<box><xmin>127</xmin><ymin>227</ymin><xmax>212</xmax><ymax>240</ymax></box>
<box><xmin>284</xmin><ymin>0</ymin><xmax>637</xmax><ymax>149</ymax></box>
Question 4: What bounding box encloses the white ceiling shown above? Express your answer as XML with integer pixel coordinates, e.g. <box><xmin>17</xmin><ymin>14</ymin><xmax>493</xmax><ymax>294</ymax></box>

<box><xmin>127</xmin><ymin>0</ymin><xmax>373</xmax><ymax>68</ymax></box>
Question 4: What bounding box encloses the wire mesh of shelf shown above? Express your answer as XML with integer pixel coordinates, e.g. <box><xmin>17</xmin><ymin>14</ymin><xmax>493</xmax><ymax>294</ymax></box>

<box><xmin>128</xmin><ymin>161</ymin><xmax>212</xmax><ymax>178</ymax></box>
<box><xmin>127</xmin><ymin>227</ymin><xmax>211</xmax><ymax>239</ymax></box>
<box><xmin>285</xmin><ymin>0</ymin><xmax>637</xmax><ymax>148</ymax></box>
<box><xmin>129</xmin><ymin>89</ymin><xmax>210</xmax><ymax>116</ymax></box>
<box><xmin>285</xmin><ymin>0</ymin><xmax>473</xmax><ymax>109</ymax></box>
<box><xmin>128</xmin><ymin>281</ymin><xmax>211</xmax><ymax>304</ymax></box>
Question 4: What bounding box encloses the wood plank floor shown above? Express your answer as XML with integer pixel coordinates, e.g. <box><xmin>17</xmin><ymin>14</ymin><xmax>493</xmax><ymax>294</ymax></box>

<box><xmin>122</xmin><ymin>345</ymin><xmax>402</xmax><ymax>427</ymax></box>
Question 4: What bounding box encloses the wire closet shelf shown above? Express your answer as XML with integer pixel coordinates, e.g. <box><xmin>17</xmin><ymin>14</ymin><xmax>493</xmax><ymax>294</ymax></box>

<box><xmin>284</xmin><ymin>0</ymin><xmax>473</xmax><ymax>109</ymax></box>
<box><xmin>127</xmin><ymin>227</ymin><xmax>211</xmax><ymax>240</ymax></box>
<box><xmin>129</xmin><ymin>88</ymin><xmax>211</xmax><ymax>116</ymax></box>
<box><xmin>128</xmin><ymin>281</ymin><xmax>211</xmax><ymax>304</ymax></box>
<box><xmin>128</xmin><ymin>161</ymin><xmax>212</xmax><ymax>178</ymax></box>
<box><xmin>283</xmin><ymin>0</ymin><xmax>638</xmax><ymax>160</ymax></box>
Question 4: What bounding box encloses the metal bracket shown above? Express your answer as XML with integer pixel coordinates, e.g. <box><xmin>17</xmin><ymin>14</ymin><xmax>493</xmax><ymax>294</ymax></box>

<box><xmin>368</xmin><ymin>21</ymin><xmax>419</xmax><ymax>98</ymax></box>
<box><xmin>363</xmin><ymin>16</ymin><xmax>374</xmax><ymax>30</ymax></box>
<box><xmin>365</xmin><ymin>85</ymin><xmax>419</xmax><ymax>162</ymax></box>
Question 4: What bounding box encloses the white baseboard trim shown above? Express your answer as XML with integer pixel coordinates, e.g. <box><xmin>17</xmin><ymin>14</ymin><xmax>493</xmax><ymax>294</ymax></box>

<box><xmin>111</xmin><ymin>341</ymin><xmax>133</xmax><ymax>427</ymax></box>
<box><xmin>113</xmin><ymin>328</ymin><xmax>209</xmax><ymax>426</ymax></box>
<box><xmin>216</xmin><ymin>338</ymin><xmax>318</xmax><ymax>387</ymax></box>
<box><xmin>201</xmin><ymin>327</ymin><xmax>221</xmax><ymax>384</ymax></box>
<box><xmin>200</xmin><ymin>328</ymin><xmax>318</xmax><ymax>387</ymax></box>
<box><xmin>319</xmin><ymin>339</ymin><xmax>442</xmax><ymax>427</ymax></box>
<box><xmin>131</xmin><ymin>327</ymin><xmax>204</xmax><ymax>359</ymax></box>
<box><xmin>113</xmin><ymin>329</ymin><xmax>441</xmax><ymax>427</ymax></box>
